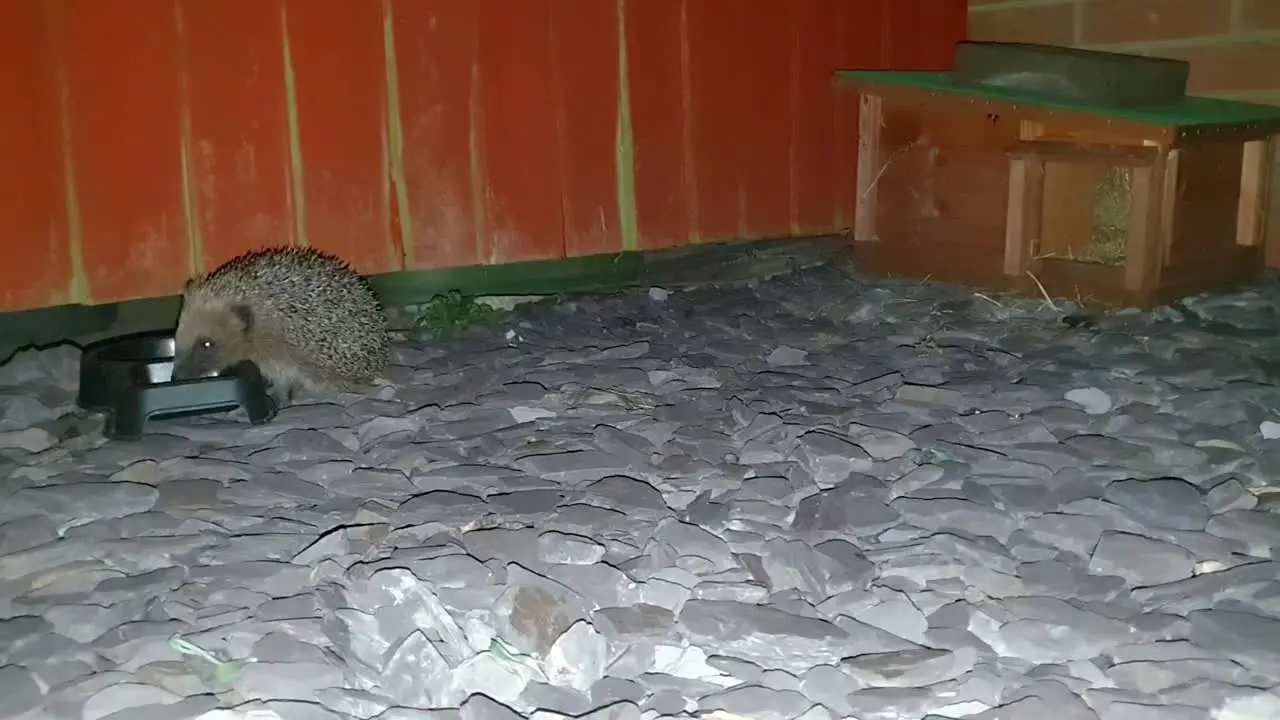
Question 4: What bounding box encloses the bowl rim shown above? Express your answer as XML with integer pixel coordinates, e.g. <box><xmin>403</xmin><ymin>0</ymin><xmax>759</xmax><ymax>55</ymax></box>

<box><xmin>81</xmin><ymin>329</ymin><xmax>177</xmax><ymax>364</ymax></box>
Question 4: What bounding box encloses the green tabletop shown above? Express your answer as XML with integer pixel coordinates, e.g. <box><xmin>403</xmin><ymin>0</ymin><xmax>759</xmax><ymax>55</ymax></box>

<box><xmin>836</xmin><ymin>70</ymin><xmax>1280</xmax><ymax>129</ymax></box>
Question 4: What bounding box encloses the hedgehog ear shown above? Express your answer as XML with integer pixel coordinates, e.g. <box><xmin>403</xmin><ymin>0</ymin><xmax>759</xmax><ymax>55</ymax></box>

<box><xmin>229</xmin><ymin>303</ymin><xmax>253</xmax><ymax>334</ymax></box>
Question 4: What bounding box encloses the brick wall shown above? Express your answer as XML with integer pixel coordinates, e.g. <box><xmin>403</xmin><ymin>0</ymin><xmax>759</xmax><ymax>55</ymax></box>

<box><xmin>969</xmin><ymin>0</ymin><xmax>1280</xmax><ymax>267</ymax></box>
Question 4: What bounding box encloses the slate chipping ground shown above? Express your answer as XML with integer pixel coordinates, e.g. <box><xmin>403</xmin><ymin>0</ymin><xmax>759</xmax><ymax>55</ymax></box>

<box><xmin>3</xmin><ymin>261</ymin><xmax>1280</xmax><ymax>720</ymax></box>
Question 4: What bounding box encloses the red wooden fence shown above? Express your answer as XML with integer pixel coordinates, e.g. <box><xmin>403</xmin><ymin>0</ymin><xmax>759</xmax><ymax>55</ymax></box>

<box><xmin>0</xmin><ymin>0</ymin><xmax>966</xmax><ymax>311</ymax></box>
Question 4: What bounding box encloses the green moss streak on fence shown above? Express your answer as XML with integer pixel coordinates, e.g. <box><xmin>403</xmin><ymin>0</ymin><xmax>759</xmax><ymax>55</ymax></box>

<box><xmin>468</xmin><ymin>55</ymin><xmax>487</xmax><ymax>264</ymax></box>
<box><xmin>280</xmin><ymin>5</ymin><xmax>308</xmax><ymax>248</ymax></box>
<box><xmin>678</xmin><ymin>3</ymin><xmax>701</xmax><ymax>244</ymax></box>
<box><xmin>175</xmin><ymin>2</ymin><xmax>204</xmax><ymax>278</ymax></box>
<box><xmin>382</xmin><ymin>0</ymin><xmax>412</xmax><ymax>270</ymax></box>
<box><xmin>615</xmin><ymin>0</ymin><xmax>639</xmax><ymax>252</ymax></box>
<box><xmin>56</xmin><ymin>52</ymin><xmax>88</xmax><ymax>305</ymax></box>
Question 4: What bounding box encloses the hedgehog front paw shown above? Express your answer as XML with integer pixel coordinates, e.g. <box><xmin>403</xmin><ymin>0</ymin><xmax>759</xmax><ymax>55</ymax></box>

<box><xmin>266</xmin><ymin>380</ymin><xmax>296</xmax><ymax>408</ymax></box>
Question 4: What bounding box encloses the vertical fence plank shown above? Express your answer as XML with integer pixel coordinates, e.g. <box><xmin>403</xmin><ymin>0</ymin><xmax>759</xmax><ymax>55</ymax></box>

<box><xmin>180</xmin><ymin>0</ymin><xmax>292</xmax><ymax>275</ymax></box>
<box><xmin>831</xmin><ymin>0</ymin><xmax>888</xmax><ymax>230</ymax></box>
<box><xmin>790</xmin><ymin>0</ymin><xmax>842</xmax><ymax>234</ymax></box>
<box><xmin>741</xmin><ymin>0</ymin><xmax>794</xmax><ymax>239</ymax></box>
<box><xmin>839</xmin><ymin>0</ymin><xmax>888</xmax><ymax>74</ymax></box>
<box><xmin>389</xmin><ymin>1</ymin><xmax>481</xmax><ymax>270</ymax></box>
<box><xmin>53</xmin><ymin>0</ymin><xmax>188</xmax><ymax>303</ymax></box>
<box><xmin>0</xmin><ymin>2</ymin><xmax>71</xmax><ymax>311</ymax></box>
<box><xmin>0</xmin><ymin>0</ymin><xmax>969</xmax><ymax>315</ymax></box>
<box><xmin>476</xmin><ymin>2</ymin><xmax>565</xmax><ymax>264</ymax></box>
<box><xmin>882</xmin><ymin>0</ymin><xmax>966</xmax><ymax>71</ymax></box>
<box><xmin>551</xmin><ymin>0</ymin><xmax>623</xmax><ymax>258</ymax></box>
<box><xmin>623</xmin><ymin>0</ymin><xmax>691</xmax><ymax>251</ymax></box>
<box><xmin>932</xmin><ymin>1</ymin><xmax>969</xmax><ymax>70</ymax></box>
<box><xmin>685</xmin><ymin>0</ymin><xmax>747</xmax><ymax>241</ymax></box>
<box><xmin>282</xmin><ymin>0</ymin><xmax>397</xmax><ymax>275</ymax></box>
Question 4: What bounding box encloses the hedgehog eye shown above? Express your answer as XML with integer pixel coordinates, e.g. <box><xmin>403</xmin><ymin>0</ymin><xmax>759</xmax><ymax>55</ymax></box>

<box><xmin>198</xmin><ymin>337</ymin><xmax>214</xmax><ymax>350</ymax></box>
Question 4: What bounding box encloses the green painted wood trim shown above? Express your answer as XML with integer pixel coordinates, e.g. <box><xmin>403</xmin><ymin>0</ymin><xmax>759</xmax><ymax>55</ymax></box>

<box><xmin>365</xmin><ymin>234</ymin><xmax>844</xmax><ymax>307</ymax></box>
<box><xmin>367</xmin><ymin>251</ymin><xmax>643</xmax><ymax>306</ymax></box>
<box><xmin>0</xmin><ymin>302</ymin><xmax>119</xmax><ymax>363</ymax></box>
<box><xmin>836</xmin><ymin>70</ymin><xmax>1280</xmax><ymax>128</ymax></box>
<box><xmin>0</xmin><ymin>235</ymin><xmax>843</xmax><ymax>361</ymax></box>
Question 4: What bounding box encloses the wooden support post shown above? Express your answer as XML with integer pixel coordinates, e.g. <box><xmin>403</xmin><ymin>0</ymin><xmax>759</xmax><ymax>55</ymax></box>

<box><xmin>1157</xmin><ymin>149</ymin><xmax>1179</xmax><ymax>268</ymax></box>
<box><xmin>1124</xmin><ymin>149</ymin><xmax>1177</xmax><ymax>292</ymax></box>
<box><xmin>1004</xmin><ymin>157</ymin><xmax>1044</xmax><ymax>277</ymax></box>
<box><xmin>854</xmin><ymin>94</ymin><xmax>883</xmax><ymax>244</ymax></box>
<box><xmin>1237</xmin><ymin>137</ymin><xmax>1275</xmax><ymax>247</ymax></box>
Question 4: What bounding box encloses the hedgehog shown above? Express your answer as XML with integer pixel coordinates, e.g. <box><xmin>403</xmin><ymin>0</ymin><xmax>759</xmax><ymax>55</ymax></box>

<box><xmin>171</xmin><ymin>245</ymin><xmax>391</xmax><ymax>406</ymax></box>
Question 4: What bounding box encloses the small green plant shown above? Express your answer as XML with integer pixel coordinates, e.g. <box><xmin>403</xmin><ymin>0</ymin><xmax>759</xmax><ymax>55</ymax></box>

<box><xmin>413</xmin><ymin>290</ymin><xmax>504</xmax><ymax>338</ymax></box>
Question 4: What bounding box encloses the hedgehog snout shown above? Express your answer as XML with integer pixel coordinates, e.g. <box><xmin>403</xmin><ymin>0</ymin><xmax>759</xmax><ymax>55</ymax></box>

<box><xmin>170</xmin><ymin>350</ymin><xmax>206</xmax><ymax>381</ymax></box>
<box><xmin>172</xmin><ymin>339</ymin><xmax>224</xmax><ymax>380</ymax></box>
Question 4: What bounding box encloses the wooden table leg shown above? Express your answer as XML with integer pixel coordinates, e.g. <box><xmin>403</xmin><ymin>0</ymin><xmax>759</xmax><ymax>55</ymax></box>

<box><xmin>854</xmin><ymin>94</ymin><xmax>883</xmax><ymax>244</ymax></box>
<box><xmin>1004</xmin><ymin>156</ymin><xmax>1044</xmax><ymax>279</ymax></box>
<box><xmin>1237</xmin><ymin>136</ymin><xmax>1275</xmax><ymax>248</ymax></box>
<box><xmin>1124</xmin><ymin>148</ymin><xmax>1177</xmax><ymax>293</ymax></box>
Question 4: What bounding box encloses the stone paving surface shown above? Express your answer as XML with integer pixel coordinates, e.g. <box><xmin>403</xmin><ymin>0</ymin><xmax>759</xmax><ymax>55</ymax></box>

<box><xmin>3</xmin><ymin>264</ymin><xmax>1280</xmax><ymax>720</ymax></box>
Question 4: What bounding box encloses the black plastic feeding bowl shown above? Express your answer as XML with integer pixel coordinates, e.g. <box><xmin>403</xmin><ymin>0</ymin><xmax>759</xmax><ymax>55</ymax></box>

<box><xmin>76</xmin><ymin>330</ymin><xmax>278</xmax><ymax>440</ymax></box>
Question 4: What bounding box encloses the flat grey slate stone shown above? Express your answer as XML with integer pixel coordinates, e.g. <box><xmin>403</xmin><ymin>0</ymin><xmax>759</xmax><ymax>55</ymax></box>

<box><xmin>5</xmin><ymin>262</ymin><xmax>1280</xmax><ymax>717</ymax></box>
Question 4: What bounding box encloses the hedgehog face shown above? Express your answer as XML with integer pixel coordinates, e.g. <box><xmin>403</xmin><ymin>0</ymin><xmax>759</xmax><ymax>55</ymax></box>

<box><xmin>172</xmin><ymin>299</ymin><xmax>255</xmax><ymax>381</ymax></box>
